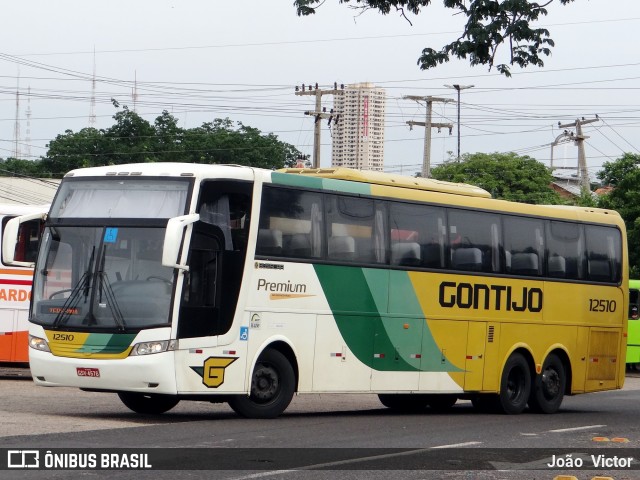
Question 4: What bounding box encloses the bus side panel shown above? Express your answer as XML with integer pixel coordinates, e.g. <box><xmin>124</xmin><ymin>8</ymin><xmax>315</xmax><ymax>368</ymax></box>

<box><xmin>0</xmin><ymin>310</ymin><xmax>16</xmax><ymax>362</ymax></box>
<box><xmin>464</xmin><ymin>321</ymin><xmax>487</xmax><ymax>391</ymax></box>
<box><xmin>627</xmin><ymin>318</ymin><xmax>640</xmax><ymax>363</ymax></box>
<box><xmin>0</xmin><ymin>271</ymin><xmax>33</xmax><ymax>363</ymax></box>
<box><xmin>482</xmin><ymin>323</ymin><xmax>501</xmax><ymax>392</ymax></box>
<box><xmin>174</xmin><ymin>336</ymin><xmax>248</xmax><ymax>394</ymax></box>
<box><xmin>371</xmin><ymin>315</ymin><xmax>423</xmax><ymax>392</ymax></box>
<box><xmin>585</xmin><ymin>327</ymin><xmax>623</xmax><ymax>392</ymax></box>
<box><xmin>313</xmin><ymin>314</ymin><xmax>372</xmax><ymax>392</ymax></box>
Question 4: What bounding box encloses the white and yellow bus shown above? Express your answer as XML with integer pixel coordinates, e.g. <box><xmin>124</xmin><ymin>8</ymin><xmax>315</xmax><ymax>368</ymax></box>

<box><xmin>3</xmin><ymin>163</ymin><xmax>627</xmax><ymax>417</ymax></box>
<box><xmin>0</xmin><ymin>204</ymin><xmax>47</xmax><ymax>364</ymax></box>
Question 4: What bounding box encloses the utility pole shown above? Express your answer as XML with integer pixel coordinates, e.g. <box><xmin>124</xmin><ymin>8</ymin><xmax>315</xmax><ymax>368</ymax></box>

<box><xmin>444</xmin><ymin>84</ymin><xmax>474</xmax><ymax>160</ymax></box>
<box><xmin>295</xmin><ymin>83</ymin><xmax>344</xmax><ymax>168</ymax></box>
<box><xmin>404</xmin><ymin>95</ymin><xmax>453</xmax><ymax>178</ymax></box>
<box><xmin>558</xmin><ymin>116</ymin><xmax>599</xmax><ymax>192</ymax></box>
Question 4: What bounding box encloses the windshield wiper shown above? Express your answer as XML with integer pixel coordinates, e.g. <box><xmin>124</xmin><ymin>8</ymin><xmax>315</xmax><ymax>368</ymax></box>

<box><xmin>96</xmin><ymin>245</ymin><xmax>127</xmax><ymax>331</ymax></box>
<box><xmin>52</xmin><ymin>246</ymin><xmax>95</xmax><ymax>328</ymax></box>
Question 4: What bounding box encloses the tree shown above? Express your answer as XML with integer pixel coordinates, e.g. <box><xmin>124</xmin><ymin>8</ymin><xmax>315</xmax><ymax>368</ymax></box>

<box><xmin>294</xmin><ymin>0</ymin><xmax>575</xmax><ymax>77</ymax></box>
<box><xmin>430</xmin><ymin>152</ymin><xmax>561</xmax><ymax>204</ymax></box>
<box><xmin>38</xmin><ymin>108</ymin><xmax>301</xmax><ymax>177</ymax></box>
<box><xmin>182</xmin><ymin>118</ymin><xmax>301</xmax><ymax>169</ymax></box>
<box><xmin>0</xmin><ymin>158</ymin><xmax>46</xmax><ymax>177</ymax></box>
<box><xmin>596</xmin><ymin>153</ymin><xmax>640</xmax><ymax>277</ymax></box>
<box><xmin>42</xmin><ymin>127</ymin><xmax>110</xmax><ymax>174</ymax></box>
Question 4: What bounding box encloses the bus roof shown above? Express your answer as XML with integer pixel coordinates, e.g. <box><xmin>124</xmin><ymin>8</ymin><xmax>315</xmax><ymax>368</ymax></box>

<box><xmin>0</xmin><ymin>204</ymin><xmax>49</xmax><ymax>216</ymax></box>
<box><xmin>278</xmin><ymin>168</ymin><xmax>492</xmax><ymax>198</ymax></box>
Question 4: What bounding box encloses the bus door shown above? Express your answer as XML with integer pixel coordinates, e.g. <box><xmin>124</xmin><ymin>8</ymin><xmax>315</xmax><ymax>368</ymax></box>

<box><xmin>174</xmin><ymin>183</ymin><xmax>251</xmax><ymax>393</ymax></box>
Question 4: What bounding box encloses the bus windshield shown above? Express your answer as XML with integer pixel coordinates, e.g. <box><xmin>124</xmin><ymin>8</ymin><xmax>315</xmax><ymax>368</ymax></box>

<box><xmin>30</xmin><ymin>176</ymin><xmax>191</xmax><ymax>332</ymax></box>
<box><xmin>32</xmin><ymin>225</ymin><xmax>175</xmax><ymax>331</ymax></box>
<box><xmin>50</xmin><ymin>178</ymin><xmax>189</xmax><ymax>219</ymax></box>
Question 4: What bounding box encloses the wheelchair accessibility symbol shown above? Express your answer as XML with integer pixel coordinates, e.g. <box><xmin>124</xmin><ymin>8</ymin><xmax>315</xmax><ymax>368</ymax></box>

<box><xmin>239</xmin><ymin>326</ymin><xmax>249</xmax><ymax>341</ymax></box>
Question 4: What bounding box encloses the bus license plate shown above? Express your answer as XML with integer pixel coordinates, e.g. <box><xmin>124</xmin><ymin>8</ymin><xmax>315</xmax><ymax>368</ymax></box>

<box><xmin>76</xmin><ymin>367</ymin><xmax>100</xmax><ymax>378</ymax></box>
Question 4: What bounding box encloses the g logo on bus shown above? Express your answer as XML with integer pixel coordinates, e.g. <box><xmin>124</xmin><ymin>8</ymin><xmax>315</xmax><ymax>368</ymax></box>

<box><xmin>191</xmin><ymin>357</ymin><xmax>237</xmax><ymax>388</ymax></box>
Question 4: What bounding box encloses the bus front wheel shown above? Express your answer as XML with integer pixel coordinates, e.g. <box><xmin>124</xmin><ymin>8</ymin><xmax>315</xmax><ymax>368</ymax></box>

<box><xmin>117</xmin><ymin>392</ymin><xmax>180</xmax><ymax>415</ymax></box>
<box><xmin>228</xmin><ymin>349</ymin><xmax>295</xmax><ymax>419</ymax></box>
<box><xmin>528</xmin><ymin>353</ymin><xmax>566</xmax><ymax>414</ymax></box>
<box><xmin>498</xmin><ymin>352</ymin><xmax>531</xmax><ymax>414</ymax></box>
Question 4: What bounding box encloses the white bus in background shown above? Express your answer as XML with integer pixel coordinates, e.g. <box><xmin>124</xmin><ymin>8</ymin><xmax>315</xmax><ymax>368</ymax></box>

<box><xmin>0</xmin><ymin>204</ymin><xmax>47</xmax><ymax>364</ymax></box>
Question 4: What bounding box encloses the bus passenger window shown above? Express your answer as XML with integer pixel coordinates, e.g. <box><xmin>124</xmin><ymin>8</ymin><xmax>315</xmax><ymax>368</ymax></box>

<box><xmin>389</xmin><ymin>202</ymin><xmax>445</xmax><ymax>269</ymax></box>
<box><xmin>258</xmin><ymin>187</ymin><xmax>324</xmax><ymax>259</ymax></box>
<box><xmin>326</xmin><ymin>195</ymin><xmax>383</xmax><ymax>264</ymax></box>
<box><xmin>585</xmin><ymin>224</ymin><xmax>621</xmax><ymax>283</ymax></box>
<box><xmin>630</xmin><ymin>289</ymin><xmax>640</xmax><ymax>319</ymax></box>
<box><xmin>503</xmin><ymin>216</ymin><xmax>544</xmax><ymax>276</ymax></box>
<box><xmin>547</xmin><ymin>221</ymin><xmax>584</xmax><ymax>280</ymax></box>
<box><xmin>448</xmin><ymin>210</ymin><xmax>501</xmax><ymax>273</ymax></box>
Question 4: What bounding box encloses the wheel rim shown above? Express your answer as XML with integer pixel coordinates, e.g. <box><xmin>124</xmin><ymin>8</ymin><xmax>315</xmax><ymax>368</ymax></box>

<box><xmin>507</xmin><ymin>367</ymin><xmax>525</xmax><ymax>402</ymax></box>
<box><xmin>250</xmin><ymin>363</ymin><xmax>280</xmax><ymax>403</ymax></box>
<box><xmin>541</xmin><ymin>367</ymin><xmax>560</xmax><ymax>400</ymax></box>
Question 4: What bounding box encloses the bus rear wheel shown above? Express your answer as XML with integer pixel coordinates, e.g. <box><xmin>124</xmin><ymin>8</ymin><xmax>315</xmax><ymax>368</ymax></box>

<box><xmin>498</xmin><ymin>352</ymin><xmax>531</xmax><ymax>414</ymax></box>
<box><xmin>528</xmin><ymin>353</ymin><xmax>566</xmax><ymax>414</ymax></box>
<box><xmin>228</xmin><ymin>349</ymin><xmax>295</xmax><ymax>419</ymax></box>
<box><xmin>117</xmin><ymin>392</ymin><xmax>180</xmax><ymax>415</ymax></box>
<box><xmin>378</xmin><ymin>394</ymin><xmax>429</xmax><ymax>412</ymax></box>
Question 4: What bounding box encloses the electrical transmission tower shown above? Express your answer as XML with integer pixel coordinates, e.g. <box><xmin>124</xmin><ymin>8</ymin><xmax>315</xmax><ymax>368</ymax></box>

<box><xmin>295</xmin><ymin>83</ymin><xmax>344</xmax><ymax>168</ymax></box>
<box><xmin>89</xmin><ymin>48</ymin><xmax>97</xmax><ymax>127</ymax></box>
<box><xmin>13</xmin><ymin>75</ymin><xmax>21</xmax><ymax>160</ymax></box>
<box><xmin>25</xmin><ymin>86</ymin><xmax>32</xmax><ymax>160</ymax></box>
<box><xmin>403</xmin><ymin>95</ymin><xmax>453</xmax><ymax>178</ymax></box>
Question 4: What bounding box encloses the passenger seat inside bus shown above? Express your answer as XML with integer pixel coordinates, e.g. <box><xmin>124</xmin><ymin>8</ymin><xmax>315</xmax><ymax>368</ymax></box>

<box><xmin>548</xmin><ymin>255</ymin><xmax>566</xmax><ymax>278</ymax></box>
<box><xmin>391</xmin><ymin>242</ymin><xmax>421</xmax><ymax>267</ymax></box>
<box><xmin>588</xmin><ymin>258</ymin><xmax>612</xmax><ymax>282</ymax></box>
<box><xmin>451</xmin><ymin>247</ymin><xmax>483</xmax><ymax>271</ymax></box>
<box><xmin>328</xmin><ymin>235</ymin><xmax>356</xmax><ymax>261</ymax></box>
<box><xmin>257</xmin><ymin>229</ymin><xmax>283</xmax><ymax>256</ymax></box>
<box><xmin>284</xmin><ymin>233</ymin><xmax>311</xmax><ymax>257</ymax></box>
<box><xmin>510</xmin><ymin>252</ymin><xmax>539</xmax><ymax>276</ymax></box>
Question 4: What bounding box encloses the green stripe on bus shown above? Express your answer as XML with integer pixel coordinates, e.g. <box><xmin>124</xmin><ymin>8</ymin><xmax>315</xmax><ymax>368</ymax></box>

<box><xmin>388</xmin><ymin>271</ymin><xmax>461</xmax><ymax>372</ymax></box>
<box><xmin>271</xmin><ymin>172</ymin><xmax>371</xmax><ymax>195</ymax></box>
<box><xmin>314</xmin><ymin>264</ymin><xmax>460</xmax><ymax>372</ymax></box>
<box><xmin>75</xmin><ymin>333</ymin><xmax>136</xmax><ymax>354</ymax></box>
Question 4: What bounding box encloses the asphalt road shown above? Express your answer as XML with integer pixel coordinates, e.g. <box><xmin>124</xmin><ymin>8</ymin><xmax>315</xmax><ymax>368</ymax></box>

<box><xmin>1</xmin><ymin>367</ymin><xmax>640</xmax><ymax>480</ymax></box>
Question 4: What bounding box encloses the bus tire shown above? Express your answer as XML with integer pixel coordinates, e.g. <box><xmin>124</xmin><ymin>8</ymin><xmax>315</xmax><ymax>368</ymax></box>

<box><xmin>378</xmin><ymin>394</ymin><xmax>429</xmax><ymax>412</ymax></box>
<box><xmin>498</xmin><ymin>352</ymin><xmax>531</xmax><ymax>414</ymax></box>
<box><xmin>228</xmin><ymin>349</ymin><xmax>295</xmax><ymax>419</ymax></box>
<box><xmin>425</xmin><ymin>394</ymin><xmax>457</xmax><ymax>412</ymax></box>
<box><xmin>117</xmin><ymin>392</ymin><xmax>180</xmax><ymax>415</ymax></box>
<box><xmin>528</xmin><ymin>353</ymin><xmax>566</xmax><ymax>414</ymax></box>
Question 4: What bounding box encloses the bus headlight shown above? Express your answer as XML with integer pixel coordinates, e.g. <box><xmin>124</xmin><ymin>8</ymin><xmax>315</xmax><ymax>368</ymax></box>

<box><xmin>29</xmin><ymin>335</ymin><xmax>51</xmax><ymax>352</ymax></box>
<box><xmin>130</xmin><ymin>340</ymin><xmax>177</xmax><ymax>356</ymax></box>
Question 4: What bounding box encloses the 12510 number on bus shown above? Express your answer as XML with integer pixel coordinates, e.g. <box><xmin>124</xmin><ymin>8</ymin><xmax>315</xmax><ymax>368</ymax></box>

<box><xmin>589</xmin><ymin>299</ymin><xmax>617</xmax><ymax>313</ymax></box>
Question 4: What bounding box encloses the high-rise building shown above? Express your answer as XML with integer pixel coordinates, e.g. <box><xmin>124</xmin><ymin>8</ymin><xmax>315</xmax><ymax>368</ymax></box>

<box><xmin>331</xmin><ymin>83</ymin><xmax>385</xmax><ymax>171</ymax></box>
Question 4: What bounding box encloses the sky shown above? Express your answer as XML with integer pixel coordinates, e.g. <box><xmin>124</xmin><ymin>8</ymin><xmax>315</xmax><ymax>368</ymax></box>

<box><xmin>1</xmin><ymin>0</ymin><xmax>639</xmax><ymax>181</ymax></box>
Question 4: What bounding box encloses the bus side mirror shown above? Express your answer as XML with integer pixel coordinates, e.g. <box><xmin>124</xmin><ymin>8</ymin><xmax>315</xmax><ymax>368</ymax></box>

<box><xmin>2</xmin><ymin>212</ymin><xmax>47</xmax><ymax>268</ymax></box>
<box><xmin>162</xmin><ymin>214</ymin><xmax>200</xmax><ymax>271</ymax></box>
